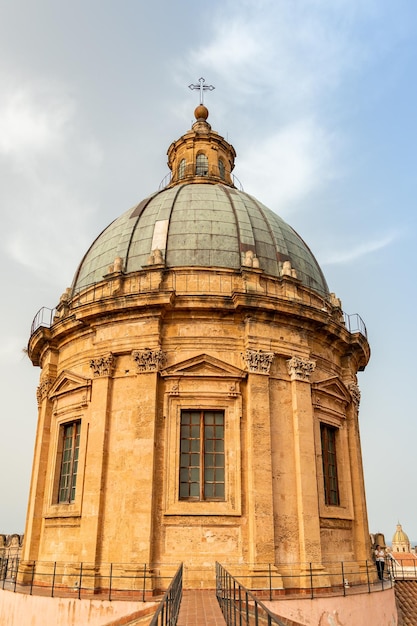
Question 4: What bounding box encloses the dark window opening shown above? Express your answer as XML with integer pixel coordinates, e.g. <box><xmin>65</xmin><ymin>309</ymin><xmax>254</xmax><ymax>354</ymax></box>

<box><xmin>179</xmin><ymin>410</ymin><xmax>225</xmax><ymax>501</ymax></box>
<box><xmin>218</xmin><ymin>159</ymin><xmax>225</xmax><ymax>180</ymax></box>
<box><xmin>58</xmin><ymin>421</ymin><xmax>81</xmax><ymax>503</ymax></box>
<box><xmin>321</xmin><ymin>423</ymin><xmax>340</xmax><ymax>506</ymax></box>
<box><xmin>196</xmin><ymin>153</ymin><xmax>208</xmax><ymax>176</ymax></box>
<box><xmin>178</xmin><ymin>158</ymin><xmax>186</xmax><ymax>179</ymax></box>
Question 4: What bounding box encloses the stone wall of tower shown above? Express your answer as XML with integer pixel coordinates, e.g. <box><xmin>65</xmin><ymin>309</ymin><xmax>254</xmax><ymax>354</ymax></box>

<box><xmin>24</xmin><ymin>266</ymin><xmax>371</xmax><ymax>587</ymax></box>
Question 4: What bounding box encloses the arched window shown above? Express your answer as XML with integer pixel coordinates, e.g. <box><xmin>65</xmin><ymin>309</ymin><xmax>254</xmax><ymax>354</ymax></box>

<box><xmin>178</xmin><ymin>158</ymin><xmax>186</xmax><ymax>180</ymax></box>
<box><xmin>218</xmin><ymin>159</ymin><xmax>225</xmax><ymax>180</ymax></box>
<box><xmin>196</xmin><ymin>153</ymin><xmax>208</xmax><ymax>176</ymax></box>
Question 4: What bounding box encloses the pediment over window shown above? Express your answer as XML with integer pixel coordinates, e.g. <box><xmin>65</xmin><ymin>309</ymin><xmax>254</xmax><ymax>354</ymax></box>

<box><xmin>49</xmin><ymin>370</ymin><xmax>91</xmax><ymax>401</ymax></box>
<box><xmin>312</xmin><ymin>377</ymin><xmax>351</xmax><ymax>417</ymax></box>
<box><xmin>161</xmin><ymin>354</ymin><xmax>246</xmax><ymax>380</ymax></box>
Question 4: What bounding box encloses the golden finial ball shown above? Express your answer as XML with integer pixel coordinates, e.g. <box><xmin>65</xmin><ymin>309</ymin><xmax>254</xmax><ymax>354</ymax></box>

<box><xmin>194</xmin><ymin>105</ymin><xmax>209</xmax><ymax>121</ymax></box>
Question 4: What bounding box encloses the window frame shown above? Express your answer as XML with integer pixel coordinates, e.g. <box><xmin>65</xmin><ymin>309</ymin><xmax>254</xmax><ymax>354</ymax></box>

<box><xmin>163</xmin><ymin>390</ymin><xmax>242</xmax><ymax>516</ymax></box>
<box><xmin>196</xmin><ymin>153</ymin><xmax>208</xmax><ymax>176</ymax></box>
<box><xmin>320</xmin><ymin>422</ymin><xmax>340</xmax><ymax>507</ymax></box>
<box><xmin>218</xmin><ymin>158</ymin><xmax>225</xmax><ymax>180</ymax></box>
<box><xmin>179</xmin><ymin>409</ymin><xmax>225</xmax><ymax>502</ymax></box>
<box><xmin>57</xmin><ymin>420</ymin><xmax>81</xmax><ymax>504</ymax></box>
<box><xmin>178</xmin><ymin>158</ymin><xmax>186</xmax><ymax>180</ymax></box>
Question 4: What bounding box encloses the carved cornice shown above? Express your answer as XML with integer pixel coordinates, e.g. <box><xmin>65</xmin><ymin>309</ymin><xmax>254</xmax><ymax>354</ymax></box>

<box><xmin>132</xmin><ymin>349</ymin><xmax>166</xmax><ymax>372</ymax></box>
<box><xmin>36</xmin><ymin>378</ymin><xmax>54</xmax><ymax>406</ymax></box>
<box><xmin>287</xmin><ymin>356</ymin><xmax>316</xmax><ymax>381</ymax></box>
<box><xmin>242</xmin><ymin>350</ymin><xmax>274</xmax><ymax>375</ymax></box>
<box><xmin>348</xmin><ymin>383</ymin><xmax>361</xmax><ymax>407</ymax></box>
<box><xmin>89</xmin><ymin>353</ymin><xmax>115</xmax><ymax>377</ymax></box>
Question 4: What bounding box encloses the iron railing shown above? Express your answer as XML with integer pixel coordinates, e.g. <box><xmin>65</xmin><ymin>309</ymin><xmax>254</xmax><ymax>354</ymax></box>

<box><xmin>387</xmin><ymin>555</ymin><xmax>417</xmax><ymax>580</ymax></box>
<box><xmin>30</xmin><ymin>306</ymin><xmax>56</xmax><ymax>335</ymax></box>
<box><xmin>216</xmin><ymin>560</ymin><xmax>393</xmax><ymax>601</ymax></box>
<box><xmin>149</xmin><ymin>563</ymin><xmax>183</xmax><ymax>626</ymax></box>
<box><xmin>0</xmin><ymin>558</ymin><xmax>180</xmax><ymax>601</ymax></box>
<box><xmin>29</xmin><ymin>280</ymin><xmax>367</xmax><ymax>341</ymax></box>
<box><xmin>216</xmin><ymin>563</ymin><xmax>287</xmax><ymax>626</ymax></box>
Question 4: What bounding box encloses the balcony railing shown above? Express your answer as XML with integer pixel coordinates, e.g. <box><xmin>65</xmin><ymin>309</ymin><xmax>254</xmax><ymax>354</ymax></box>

<box><xmin>0</xmin><ymin>558</ymin><xmax>394</xmax><ymax>603</ymax></box>
<box><xmin>29</xmin><ymin>276</ymin><xmax>367</xmax><ymax>342</ymax></box>
<box><xmin>149</xmin><ymin>563</ymin><xmax>183</xmax><ymax>626</ymax></box>
<box><xmin>216</xmin><ymin>562</ymin><xmax>286</xmax><ymax>626</ymax></box>
<box><xmin>0</xmin><ymin>559</ymin><xmax>180</xmax><ymax>601</ymax></box>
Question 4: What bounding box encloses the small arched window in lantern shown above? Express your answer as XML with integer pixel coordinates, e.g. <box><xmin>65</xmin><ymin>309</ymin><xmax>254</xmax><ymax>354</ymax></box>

<box><xmin>178</xmin><ymin>158</ymin><xmax>186</xmax><ymax>180</ymax></box>
<box><xmin>218</xmin><ymin>159</ymin><xmax>225</xmax><ymax>180</ymax></box>
<box><xmin>196</xmin><ymin>153</ymin><xmax>208</xmax><ymax>176</ymax></box>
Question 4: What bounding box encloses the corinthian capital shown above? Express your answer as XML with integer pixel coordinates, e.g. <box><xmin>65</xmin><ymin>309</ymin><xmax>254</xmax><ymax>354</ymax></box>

<box><xmin>242</xmin><ymin>349</ymin><xmax>274</xmax><ymax>374</ymax></box>
<box><xmin>348</xmin><ymin>383</ymin><xmax>361</xmax><ymax>407</ymax></box>
<box><xmin>36</xmin><ymin>378</ymin><xmax>54</xmax><ymax>406</ymax></box>
<box><xmin>132</xmin><ymin>349</ymin><xmax>166</xmax><ymax>372</ymax></box>
<box><xmin>89</xmin><ymin>353</ymin><xmax>115</xmax><ymax>377</ymax></box>
<box><xmin>287</xmin><ymin>356</ymin><xmax>316</xmax><ymax>381</ymax></box>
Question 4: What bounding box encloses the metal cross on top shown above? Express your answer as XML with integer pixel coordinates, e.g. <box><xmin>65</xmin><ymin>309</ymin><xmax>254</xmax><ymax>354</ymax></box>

<box><xmin>188</xmin><ymin>77</ymin><xmax>215</xmax><ymax>105</ymax></box>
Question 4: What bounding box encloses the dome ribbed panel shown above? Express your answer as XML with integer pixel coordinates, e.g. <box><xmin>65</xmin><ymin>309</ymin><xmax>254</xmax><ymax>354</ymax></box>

<box><xmin>71</xmin><ymin>183</ymin><xmax>329</xmax><ymax>296</ymax></box>
<box><xmin>165</xmin><ymin>185</ymin><xmax>241</xmax><ymax>269</ymax></box>
<box><xmin>72</xmin><ymin>209</ymin><xmax>135</xmax><ymax>293</ymax></box>
<box><xmin>125</xmin><ymin>187</ymin><xmax>180</xmax><ymax>273</ymax></box>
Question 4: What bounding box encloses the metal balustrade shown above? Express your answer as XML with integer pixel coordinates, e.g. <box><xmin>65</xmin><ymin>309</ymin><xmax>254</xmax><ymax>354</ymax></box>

<box><xmin>149</xmin><ymin>563</ymin><xmax>183</xmax><ymax>626</ymax></box>
<box><xmin>29</xmin><ymin>274</ymin><xmax>367</xmax><ymax>341</ymax></box>
<box><xmin>216</xmin><ymin>563</ymin><xmax>287</xmax><ymax>626</ymax></box>
<box><xmin>0</xmin><ymin>558</ymin><xmax>180</xmax><ymax>601</ymax></box>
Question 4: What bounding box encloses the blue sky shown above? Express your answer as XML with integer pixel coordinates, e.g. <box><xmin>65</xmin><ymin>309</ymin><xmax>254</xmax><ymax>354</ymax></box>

<box><xmin>0</xmin><ymin>0</ymin><xmax>416</xmax><ymax>544</ymax></box>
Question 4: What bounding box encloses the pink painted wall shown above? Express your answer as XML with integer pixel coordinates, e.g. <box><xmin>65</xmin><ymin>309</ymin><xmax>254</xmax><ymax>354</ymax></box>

<box><xmin>264</xmin><ymin>588</ymin><xmax>397</xmax><ymax>626</ymax></box>
<box><xmin>0</xmin><ymin>589</ymin><xmax>157</xmax><ymax>626</ymax></box>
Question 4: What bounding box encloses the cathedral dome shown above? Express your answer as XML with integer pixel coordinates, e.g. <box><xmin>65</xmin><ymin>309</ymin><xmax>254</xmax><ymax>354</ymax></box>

<box><xmin>392</xmin><ymin>523</ymin><xmax>410</xmax><ymax>550</ymax></box>
<box><xmin>71</xmin><ymin>183</ymin><xmax>328</xmax><ymax>296</ymax></box>
<box><xmin>71</xmin><ymin>107</ymin><xmax>328</xmax><ymax>298</ymax></box>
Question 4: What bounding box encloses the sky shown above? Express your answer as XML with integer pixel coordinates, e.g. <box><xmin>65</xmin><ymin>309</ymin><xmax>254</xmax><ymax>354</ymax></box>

<box><xmin>0</xmin><ymin>0</ymin><xmax>416</xmax><ymax>544</ymax></box>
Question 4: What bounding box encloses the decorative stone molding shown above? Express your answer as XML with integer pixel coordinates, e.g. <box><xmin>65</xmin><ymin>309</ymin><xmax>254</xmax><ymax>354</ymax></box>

<box><xmin>107</xmin><ymin>256</ymin><xmax>124</xmax><ymax>274</ymax></box>
<box><xmin>169</xmin><ymin>381</ymin><xmax>179</xmax><ymax>396</ymax></box>
<box><xmin>36</xmin><ymin>378</ymin><xmax>54</xmax><ymax>406</ymax></box>
<box><xmin>348</xmin><ymin>383</ymin><xmax>361</xmax><ymax>407</ymax></box>
<box><xmin>132</xmin><ymin>349</ymin><xmax>166</xmax><ymax>372</ymax></box>
<box><xmin>89</xmin><ymin>353</ymin><xmax>115</xmax><ymax>377</ymax></box>
<box><xmin>242</xmin><ymin>350</ymin><xmax>274</xmax><ymax>374</ymax></box>
<box><xmin>146</xmin><ymin>248</ymin><xmax>164</xmax><ymax>266</ymax></box>
<box><xmin>287</xmin><ymin>356</ymin><xmax>316</xmax><ymax>381</ymax></box>
<box><xmin>281</xmin><ymin>260</ymin><xmax>298</xmax><ymax>279</ymax></box>
<box><xmin>241</xmin><ymin>250</ymin><xmax>260</xmax><ymax>269</ymax></box>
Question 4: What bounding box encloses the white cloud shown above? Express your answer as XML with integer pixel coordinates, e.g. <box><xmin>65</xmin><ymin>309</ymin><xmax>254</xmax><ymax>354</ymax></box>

<box><xmin>0</xmin><ymin>83</ymin><xmax>74</xmax><ymax>163</ymax></box>
<box><xmin>0</xmin><ymin>76</ymin><xmax>104</xmax><ymax>285</ymax></box>
<box><xmin>321</xmin><ymin>232</ymin><xmax>398</xmax><ymax>264</ymax></box>
<box><xmin>236</xmin><ymin>118</ymin><xmax>336</xmax><ymax>209</ymax></box>
<box><xmin>186</xmin><ymin>0</ymin><xmax>373</xmax><ymax>113</ymax></box>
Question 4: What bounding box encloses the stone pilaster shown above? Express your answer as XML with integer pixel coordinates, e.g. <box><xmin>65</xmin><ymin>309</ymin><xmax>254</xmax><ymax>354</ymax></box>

<box><xmin>22</xmin><ymin>363</ymin><xmax>57</xmax><ymax>562</ymax></box>
<box><xmin>81</xmin><ymin>355</ymin><xmax>115</xmax><ymax>562</ymax></box>
<box><xmin>285</xmin><ymin>356</ymin><xmax>324</xmax><ymax>566</ymax></box>
<box><xmin>245</xmin><ymin>371</ymin><xmax>275</xmax><ymax>565</ymax></box>
<box><xmin>345</xmin><ymin>380</ymin><xmax>372</xmax><ymax>566</ymax></box>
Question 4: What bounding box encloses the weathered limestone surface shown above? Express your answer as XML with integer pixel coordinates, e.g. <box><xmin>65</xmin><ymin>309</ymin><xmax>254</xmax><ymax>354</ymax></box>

<box><xmin>24</xmin><ymin>265</ymin><xmax>370</xmax><ymax>589</ymax></box>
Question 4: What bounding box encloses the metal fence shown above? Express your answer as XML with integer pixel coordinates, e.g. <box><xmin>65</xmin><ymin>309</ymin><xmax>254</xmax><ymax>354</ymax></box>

<box><xmin>0</xmin><ymin>558</ymin><xmax>180</xmax><ymax>602</ymax></box>
<box><xmin>1</xmin><ymin>557</ymin><xmax>395</xmax><ymax>604</ymax></box>
<box><xmin>387</xmin><ymin>556</ymin><xmax>417</xmax><ymax>580</ymax></box>
<box><xmin>216</xmin><ymin>559</ymin><xmax>393</xmax><ymax>601</ymax></box>
<box><xmin>149</xmin><ymin>563</ymin><xmax>183</xmax><ymax>626</ymax></box>
<box><xmin>216</xmin><ymin>563</ymin><xmax>287</xmax><ymax>626</ymax></box>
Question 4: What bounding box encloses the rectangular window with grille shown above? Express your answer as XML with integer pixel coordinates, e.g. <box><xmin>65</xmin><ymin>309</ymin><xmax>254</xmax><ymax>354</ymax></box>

<box><xmin>179</xmin><ymin>410</ymin><xmax>225</xmax><ymax>501</ymax></box>
<box><xmin>320</xmin><ymin>423</ymin><xmax>340</xmax><ymax>506</ymax></box>
<box><xmin>58</xmin><ymin>421</ymin><xmax>81</xmax><ymax>503</ymax></box>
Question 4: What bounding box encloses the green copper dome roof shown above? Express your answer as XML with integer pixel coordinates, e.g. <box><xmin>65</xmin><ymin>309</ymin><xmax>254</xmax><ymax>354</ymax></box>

<box><xmin>71</xmin><ymin>183</ymin><xmax>328</xmax><ymax>296</ymax></box>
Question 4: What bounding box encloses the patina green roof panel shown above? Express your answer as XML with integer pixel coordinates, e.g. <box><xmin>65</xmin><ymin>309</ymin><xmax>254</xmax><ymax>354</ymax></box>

<box><xmin>71</xmin><ymin>183</ymin><xmax>328</xmax><ymax>296</ymax></box>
